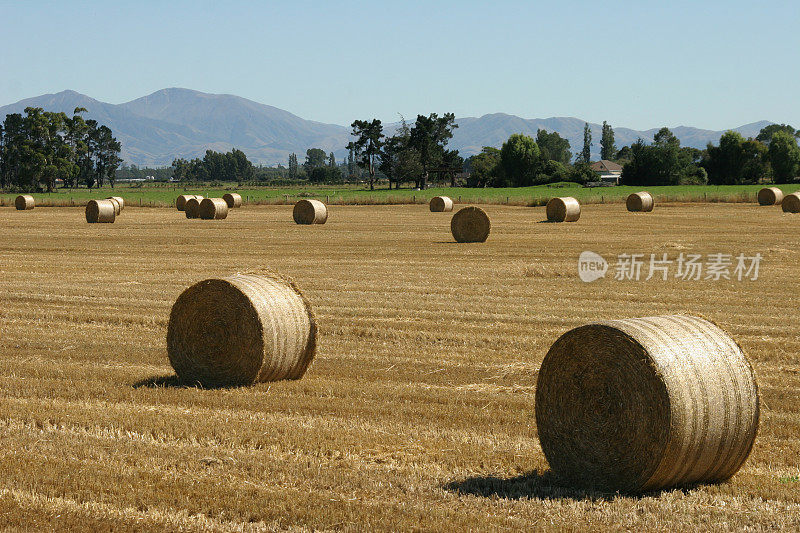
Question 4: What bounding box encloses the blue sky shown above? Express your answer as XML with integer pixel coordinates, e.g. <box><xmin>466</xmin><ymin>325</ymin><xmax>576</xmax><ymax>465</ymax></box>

<box><xmin>0</xmin><ymin>0</ymin><xmax>797</xmax><ymax>130</ymax></box>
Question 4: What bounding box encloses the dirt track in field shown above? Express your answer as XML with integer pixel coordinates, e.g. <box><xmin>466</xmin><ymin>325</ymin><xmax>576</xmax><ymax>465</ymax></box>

<box><xmin>0</xmin><ymin>203</ymin><xmax>798</xmax><ymax>531</ymax></box>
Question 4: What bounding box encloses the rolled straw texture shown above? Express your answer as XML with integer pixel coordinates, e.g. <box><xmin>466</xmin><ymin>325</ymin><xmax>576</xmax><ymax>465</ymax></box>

<box><xmin>223</xmin><ymin>192</ymin><xmax>243</xmax><ymax>208</ymax></box>
<box><xmin>781</xmin><ymin>193</ymin><xmax>800</xmax><ymax>213</ymax></box>
<box><xmin>535</xmin><ymin>315</ymin><xmax>759</xmax><ymax>493</ymax></box>
<box><xmin>108</xmin><ymin>197</ymin><xmax>121</xmax><ymax>216</ymax></box>
<box><xmin>757</xmin><ymin>187</ymin><xmax>783</xmax><ymax>206</ymax></box>
<box><xmin>15</xmin><ymin>195</ymin><xmax>34</xmax><ymax>210</ymax></box>
<box><xmin>199</xmin><ymin>198</ymin><xmax>229</xmax><ymax>220</ymax></box>
<box><xmin>293</xmin><ymin>199</ymin><xmax>328</xmax><ymax>224</ymax></box>
<box><xmin>185</xmin><ymin>198</ymin><xmax>202</xmax><ymax>219</ymax></box>
<box><xmin>758</xmin><ymin>187</ymin><xmax>783</xmax><ymax>205</ymax></box>
<box><xmin>107</xmin><ymin>196</ymin><xmax>125</xmax><ymax>211</ymax></box>
<box><xmin>430</xmin><ymin>196</ymin><xmax>454</xmax><ymax>212</ymax></box>
<box><xmin>176</xmin><ymin>194</ymin><xmax>200</xmax><ymax>211</ymax></box>
<box><xmin>626</xmin><ymin>192</ymin><xmax>654</xmax><ymax>212</ymax></box>
<box><xmin>166</xmin><ymin>274</ymin><xmax>317</xmax><ymax>387</ymax></box>
<box><xmin>546</xmin><ymin>197</ymin><xmax>581</xmax><ymax>222</ymax></box>
<box><xmin>85</xmin><ymin>199</ymin><xmax>116</xmax><ymax>223</ymax></box>
<box><xmin>450</xmin><ymin>206</ymin><xmax>490</xmax><ymax>243</ymax></box>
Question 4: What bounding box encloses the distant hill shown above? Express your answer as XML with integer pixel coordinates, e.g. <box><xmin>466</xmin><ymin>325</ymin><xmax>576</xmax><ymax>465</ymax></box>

<box><xmin>0</xmin><ymin>89</ymin><xmax>774</xmax><ymax>166</ymax></box>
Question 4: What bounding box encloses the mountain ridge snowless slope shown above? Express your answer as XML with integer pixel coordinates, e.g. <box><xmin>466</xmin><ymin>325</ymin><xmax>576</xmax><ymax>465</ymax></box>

<box><xmin>0</xmin><ymin>88</ymin><xmax>773</xmax><ymax>166</ymax></box>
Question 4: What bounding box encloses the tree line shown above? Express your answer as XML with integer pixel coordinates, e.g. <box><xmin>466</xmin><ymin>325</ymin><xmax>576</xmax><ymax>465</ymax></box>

<box><xmin>620</xmin><ymin>124</ymin><xmax>800</xmax><ymax>186</ymax></box>
<box><xmin>0</xmin><ymin>107</ymin><xmax>122</xmax><ymax>191</ymax></box>
<box><xmin>346</xmin><ymin>113</ymin><xmax>461</xmax><ymax>190</ymax></box>
<box><xmin>171</xmin><ymin>149</ymin><xmax>255</xmax><ymax>183</ymax></box>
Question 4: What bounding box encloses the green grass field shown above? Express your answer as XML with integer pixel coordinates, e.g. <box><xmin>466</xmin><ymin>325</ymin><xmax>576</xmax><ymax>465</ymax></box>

<box><xmin>2</xmin><ymin>182</ymin><xmax>798</xmax><ymax>208</ymax></box>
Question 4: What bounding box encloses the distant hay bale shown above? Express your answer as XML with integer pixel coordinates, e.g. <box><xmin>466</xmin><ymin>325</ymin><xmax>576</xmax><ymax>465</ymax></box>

<box><xmin>293</xmin><ymin>199</ymin><xmax>328</xmax><ymax>224</ymax></box>
<box><xmin>85</xmin><ymin>199</ymin><xmax>116</xmax><ymax>223</ymax></box>
<box><xmin>184</xmin><ymin>197</ymin><xmax>203</xmax><ymax>219</ymax></box>
<box><xmin>223</xmin><ymin>192</ymin><xmax>243</xmax><ymax>208</ymax></box>
<box><xmin>15</xmin><ymin>195</ymin><xmax>34</xmax><ymax>210</ymax></box>
<box><xmin>107</xmin><ymin>196</ymin><xmax>125</xmax><ymax>211</ymax></box>
<box><xmin>546</xmin><ymin>197</ymin><xmax>581</xmax><ymax>222</ymax></box>
<box><xmin>430</xmin><ymin>196</ymin><xmax>454</xmax><ymax>212</ymax></box>
<box><xmin>758</xmin><ymin>187</ymin><xmax>783</xmax><ymax>206</ymax></box>
<box><xmin>199</xmin><ymin>198</ymin><xmax>229</xmax><ymax>220</ymax></box>
<box><xmin>782</xmin><ymin>193</ymin><xmax>800</xmax><ymax>213</ymax></box>
<box><xmin>108</xmin><ymin>197</ymin><xmax>122</xmax><ymax>215</ymax></box>
<box><xmin>450</xmin><ymin>206</ymin><xmax>490</xmax><ymax>243</ymax></box>
<box><xmin>626</xmin><ymin>191</ymin><xmax>654</xmax><ymax>212</ymax></box>
<box><xmin>176</xmin><ymin>194</ymin><xmax>201</xmax><ymax>211</ymax></box>
<box><xmin>166</xmin><ymin>274</ymin><xmax>317</xmax><ymax>387</ymax></box>
<box><xmin>535</xmin><ymin>315</ymin><xmax>760</xmax><ymax>493</ymax></box>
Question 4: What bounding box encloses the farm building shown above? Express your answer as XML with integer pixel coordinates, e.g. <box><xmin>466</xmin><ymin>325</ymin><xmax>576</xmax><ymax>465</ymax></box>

<box><xmin>590</xmin><ymin>159</ymin><xmax>623</xmax><ymax>185</ymax></box>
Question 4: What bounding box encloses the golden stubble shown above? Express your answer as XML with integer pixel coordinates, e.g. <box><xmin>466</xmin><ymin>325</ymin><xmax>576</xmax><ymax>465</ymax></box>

<box><xmin>0</xmin><ymin>203</ymin><xmax>799</xmax><ymax>531</ymax></box>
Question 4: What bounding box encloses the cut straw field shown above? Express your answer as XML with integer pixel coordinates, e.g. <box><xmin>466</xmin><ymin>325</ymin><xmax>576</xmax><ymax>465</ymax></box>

<box><xmin>0</xmin><ymin>203</ymin><xmax>799</xmax><ymax>531</ymax></box>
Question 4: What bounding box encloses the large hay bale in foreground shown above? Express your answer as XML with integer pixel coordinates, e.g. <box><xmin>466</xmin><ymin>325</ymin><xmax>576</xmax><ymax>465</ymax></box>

<box><xmin>430</xmin><ymin>196</ymin><xmax>454</xmax><ymax>212</ymax></box>
<box><xmin>185</xmin><ymin>197</ymin><xmax>203</xmax><ymax>219</ymax></box>
<box><xmin>450</xmin><ymin>206</ymin><xmax>490</xmax><ymax>243</ymax></box>
<box><xmin>108</xmin><ymin>197</ymin><xmax>122</xmax><ymax>216</ymax></box>
<box><xmin>758</xmin><ymin>187</ymin><xmax>783</xmax><ymax>206</ymax></box>
<box><xmin>107</xmin><ymin>196</ymin><xmax>125</xmax><ymax>211</ymax></box>
<box><xmin>85</xmin><ymin>199</ymin><xmax>116</xmax><ymax>223</ymax></box>
<box><xmin>15</xmin><ymin>195</ymin><xmax>34</xmax><ymax>210</ymax></box>
<box><xmin>167</xmin><ymin>274</ymin><xmax>317</xmax><ymax>387</ymax></box>
<box><xmin>626</xmin><ymin>191</ymin><xmax>654</xmax><ymax>212</ymax></box>
<box><xmin>546</xmin><ymin>197</ymin><xmax>581</xmax><ymax>222</ymax></box>
<box><xmin>535</xmin><ymin>315</ymin><xmax>760</xmax><ymax>493</ymax></box>
<box><xmin>199</xmin><ymin>198</ymin><xmax>229</xmax><ymax>220</ymax></box>
<box><xmin>223</xmin><ymin>192</ymin><xmax>243</xmax><ymax>208</ymax></box>
<box><xmin>781</xmin><ymin>192</ymin><xmax>800</xmax><ymax>213</ymax></box>
<box><xmin>293</xmin><ymin>199</ymin><xmax>328</xmax><ymax>224</ymax></box>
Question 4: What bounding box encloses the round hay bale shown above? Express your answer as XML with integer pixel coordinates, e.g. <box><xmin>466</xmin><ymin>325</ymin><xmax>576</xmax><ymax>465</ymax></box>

<box><xmin>626</xmin><ymin>191</ymin><xmax>654</xmax><ymax>212</ymax></box>
<box><xmin>15</xmin><ymin>195</ymin><xmax>34</xmax><ymax>210</ymax></box>
<box><xmin>293</xmin><ymin>199</ymin><xmax>328</xmax><ymax>224</ymax></box>
<box><xmin>184</xmin><ymin>197</ymin><xmax>203</xmax><ymax>219</ymax></box>
<box><xmin>430</xmin><ymin>196</ymin><xmax>454</xmax><ymax>212</ymax></box>
<box><xmin>757</xmin><ymin>187</ymin><xmax>783</xmax><ymax>206</ymax></box>
<box><xmin>546</xmin><ymin>197</ymin><xmax>581</xmax><ymax>222</ymax></box>
<box><xmin>781</xmin><ymin>193</ymin><xmax>800</xmax><ymax>213</ymax></box>
<box><xmin>535</xmin><ymin>315</ymin><xmax>760</xmax><ymax>493</ymax></box>
<box><xmin>107</xmin><ymin>197</ymin><xmax>122</xmax><ymax>216</ymax></box>
<box><xmin>166</xmin><ymin>274</ymin><xmax>317</xmax><ymax>387</ymax></box>
<box><xmin>450</xmin><ymin>206</ymin><xmax>490</xmax><ymax>243</ymax></box>
<box><xmin>199</xmin><ymin>198</ymin><xmax>229</xmax><ymax>220</ymax></box>
<box><xmin>176</xmin><ymin>194</ymin><xmax>201</xmax><ymax>211</ymax></box>
<box><xmin>85</xmin><ymin>199</ymin><xmax>116</xmax><ymax>223</ymax></box>
<box><xmin>223</xmin><ymin>192</ymin><xmax>243</xmax><ymax>208</ymax></box>
<box><xmin>107</xmin><ymin>196</ymin><xmax>124</xmax><ymax>211</ymax></box>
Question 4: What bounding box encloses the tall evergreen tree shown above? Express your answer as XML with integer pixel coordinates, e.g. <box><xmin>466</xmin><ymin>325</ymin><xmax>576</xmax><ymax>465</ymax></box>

<box><xmin>347</xmin><ymin>119</ymin><xmax>384</xmax><ymax>190</ymax></box>
<box><xmin>600</xmin><ymin>121</ymin><xmax>616</xmax><ymax>160</ymax></box>
<box><xmin>580</xmin><ymin>123</ymin><xmax>592</xmax><ymax>164</ymax></box>
<box><xmin>408</xmin><ymin>112</ymin><xmax>458</xmax><ymax>189</ymax></box>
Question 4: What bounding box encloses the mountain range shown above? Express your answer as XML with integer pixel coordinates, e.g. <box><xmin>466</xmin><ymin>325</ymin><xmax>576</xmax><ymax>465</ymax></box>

<box><xmin>0</xmin><ymin>88</ymin><xmax>773</xmax><ymax>167</ymax></box>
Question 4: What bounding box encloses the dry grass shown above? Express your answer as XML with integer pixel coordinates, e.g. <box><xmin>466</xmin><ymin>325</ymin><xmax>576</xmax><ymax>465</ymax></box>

<box><xmin>0</xmin><ymin>203</ymin><xmax>799</xmax><ymax>531</ymax></box>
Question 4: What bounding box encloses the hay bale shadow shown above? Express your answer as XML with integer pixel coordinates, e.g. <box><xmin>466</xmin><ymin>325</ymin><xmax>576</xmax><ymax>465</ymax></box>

<box><xmin>132</xmin><ymin>374</ymin><xmax>239</xmax><ymax>390</ymax></box>
<box><xmin>444</xmin><ymin>470</ymin><xmax>696</xmax><ymax>501</ymax></box>
<box><xmin>444</xmin><ymin>470</ymin><xmax>613</xmax><ymax>501</ymax></box>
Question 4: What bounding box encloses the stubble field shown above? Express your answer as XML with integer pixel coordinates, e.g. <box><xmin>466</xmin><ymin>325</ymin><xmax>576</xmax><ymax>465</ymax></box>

<box><xmin>0</xmin><ymin>202</ymin><xmax>799</xmax><ymax>531</ymax></box>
